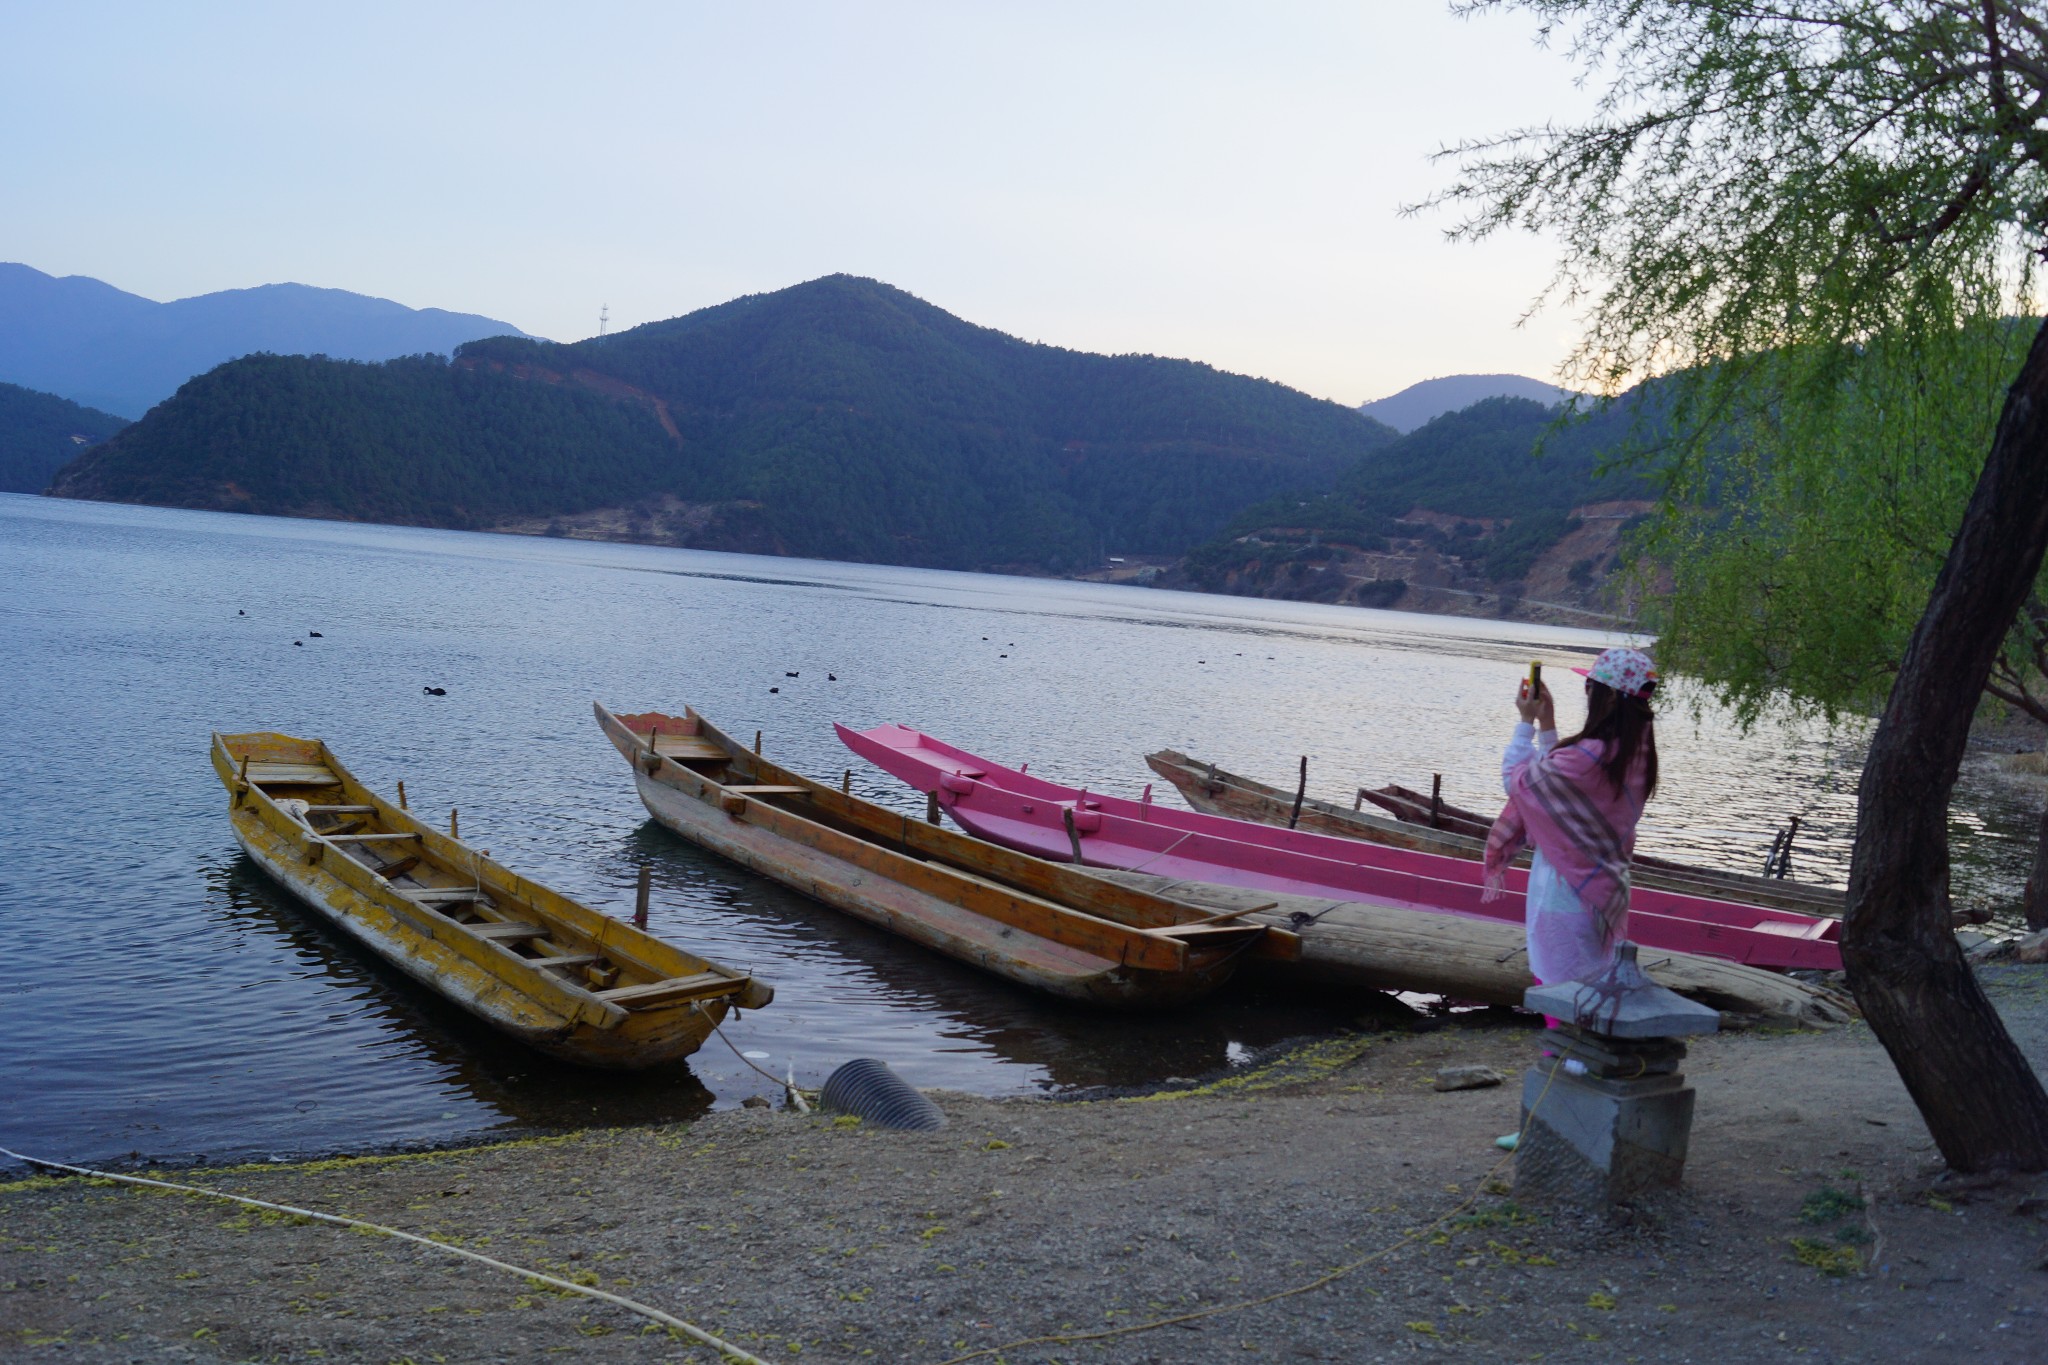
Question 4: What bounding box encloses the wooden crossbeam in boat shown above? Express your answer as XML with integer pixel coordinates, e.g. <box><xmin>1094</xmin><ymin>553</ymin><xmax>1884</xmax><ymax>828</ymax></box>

<box><xmin>528</xmin><ymin>953</ymin><xmax>599</xmax><ymax>971</ymax></box>
<box><xmin>467</xmin><ymin>921</ymin><xmax>544</xmax><ymax>941</ymax></box>
<box><xmin>721</xmin><ymin>785</ymin><xmax>809</xmax><ymax>796</ymax></box>
<box><xmin>403</xmin><ymin>887</ymin><xmax>489</xmax><ymax>903</ymax></box>
<box><xmin>596</xmin><ymin>972</ymin><xmax>738</xmax><ymax>1009</ymax></box>
<box><xmin>322</xmin><ymin>832</ymin><xmax>421</xmax><ymax>844</ymax></box>
<box><xmin>653</xmin><ymin>737</ymin><xmax>730</xmax><ymax>762</ymax></box>
<box><xmin>306</xmin><ymin>804</ymin><xmax>377</xmax><ymax>814</ymax></box>
<box><xmin>247</xmin><ymin>762</ymin><xmax>341</xmax><ymax>786</ymax></box>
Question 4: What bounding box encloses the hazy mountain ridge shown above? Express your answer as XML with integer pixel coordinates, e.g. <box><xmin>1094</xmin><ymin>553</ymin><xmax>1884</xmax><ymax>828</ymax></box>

<box><xmin>1359</xmin><ymin>373</ymin><xmax>1576</xmax><ymax>433</ymax></box>
<box><xmin>0</xmin><ymin>263</ymin><xmax>533</xmax><ymax>418</ymax></box>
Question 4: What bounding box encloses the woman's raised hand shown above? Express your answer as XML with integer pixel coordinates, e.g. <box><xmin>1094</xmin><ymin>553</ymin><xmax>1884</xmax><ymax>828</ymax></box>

<box><xmin>1516</xmin><ymin>679</ymin><xmax>1556</xmax><ymax>729</ymax></box>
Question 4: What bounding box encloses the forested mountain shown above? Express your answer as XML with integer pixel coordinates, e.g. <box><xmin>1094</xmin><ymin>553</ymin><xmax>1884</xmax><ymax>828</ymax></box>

<box><xmin>53</xmin><ymin>275</ymin><xmax>1398</xmax><ymax>572</ymax></box>
<box><xmin>1358</xmin><ymin>373</ymin><xmax>1575</xmax><ymax>432</ymax></box>
<box><xmin>0</xmin><ymin>263</ymin><xmax>532</xmax><ymax>418</ymax></box>
<box><xmin>0</xmin><ymin>383</ymin><xmax>128</xmax><ymax>494</ymax></box>
<box><xmin>1170</xmin><ymin>394</ymin><xmax>1663</xmax><ymax>620</ymax></box>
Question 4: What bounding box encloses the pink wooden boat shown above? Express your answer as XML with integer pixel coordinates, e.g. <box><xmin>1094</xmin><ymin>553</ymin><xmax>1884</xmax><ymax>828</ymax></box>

<box><xmin>835</xmin><ymin>722</ymin><xmax>1844</xmax><ymax>974</ymax></box>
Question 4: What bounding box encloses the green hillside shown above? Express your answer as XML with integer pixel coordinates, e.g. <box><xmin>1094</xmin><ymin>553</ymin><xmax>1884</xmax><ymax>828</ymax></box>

<box><xmin>1175</xmin><ymin>394</ymin><xmax>1664</xmax><ymax>609</ymax></box>
<box><xmin>0</xmin><ymin>383</ymin><xmax>128</xmax><ymax>494</ymax></box>
<box><xmin>52</xmin><ymin>276</ymin><xmax>1396</xmax><ymax>572</ymax></box>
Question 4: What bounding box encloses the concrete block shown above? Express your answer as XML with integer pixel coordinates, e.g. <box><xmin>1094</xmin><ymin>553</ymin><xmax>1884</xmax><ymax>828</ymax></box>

<box><xmin>1514</xmin><ymin>1063</ymin><xmax>1696</xmax><ymax>1205</ymax></box>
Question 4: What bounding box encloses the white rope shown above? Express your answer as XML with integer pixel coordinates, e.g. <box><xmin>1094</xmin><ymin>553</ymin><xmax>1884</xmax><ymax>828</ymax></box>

<box><xmin>0</xmin><ymin>1145</ymin><xmax>776</xmax><ymax>1365</ymax></box>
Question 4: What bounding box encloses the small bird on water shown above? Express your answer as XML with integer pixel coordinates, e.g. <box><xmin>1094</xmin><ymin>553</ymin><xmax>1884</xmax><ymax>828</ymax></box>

<box><xmin>423</xmin><ymin>686</ymin><xmax>447</xmax><ymax>696</ymax></box>
<box><xmin>309</xmin><ymin>631</ymin><xmax>323</xmax><ymax>638</ymax></box>
<box><xmin>770</xmin><ymin>686</ymin><xmax>780</xmax><ymax>694</ymax></box>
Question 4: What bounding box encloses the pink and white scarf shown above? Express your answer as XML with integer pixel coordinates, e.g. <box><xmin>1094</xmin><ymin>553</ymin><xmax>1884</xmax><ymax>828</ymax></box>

<box><xmin>1483</xmin><ymin>738</ymin><xmax>1645</xmax><ymax>943</ymax></box>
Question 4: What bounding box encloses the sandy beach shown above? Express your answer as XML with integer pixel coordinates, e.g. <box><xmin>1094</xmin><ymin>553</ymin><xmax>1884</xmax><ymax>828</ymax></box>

<box><xmin>5</xmin><ymin>965</ymin><xmax>2045</xmax><ymax>1365</ymax></box>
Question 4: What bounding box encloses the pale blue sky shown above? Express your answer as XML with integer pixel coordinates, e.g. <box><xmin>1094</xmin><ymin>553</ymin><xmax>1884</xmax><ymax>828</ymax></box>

<box><xmin>1</xmin><ymin>2</ymin><xmax>1593</xmax><ymax>404</ymax></box>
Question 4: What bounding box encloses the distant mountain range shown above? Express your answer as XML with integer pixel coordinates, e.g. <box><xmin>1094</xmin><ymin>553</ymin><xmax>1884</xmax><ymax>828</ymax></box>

<box><xmin>50</xmin><ymin>275</ymin><xmax>1399</xmax><ymax>571</ymax></box>
<box><xmin>0</xmin><ymin>263</ymin><xmax>533</xmax><ymax>418</ymax></box>
<box><xmin>0</xmin><ymin>383</ymin><xmax>127</xmax><ymax>494</ymax></box>
<box><xmin>1359</xmin><ymin>373</ymin><xmax>1575</xmax><ymax>433</ymax></box>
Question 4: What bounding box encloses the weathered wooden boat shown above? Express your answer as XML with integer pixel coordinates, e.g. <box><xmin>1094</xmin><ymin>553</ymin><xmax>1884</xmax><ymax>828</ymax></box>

<box><xmin>835</xmin><ymin>723</ymin><xmax>1844</xmax><ymax>973</ymax></box>
<box><xmin>211</xmin><ymin>731</ymin><xmax>772</xmax><ymax>1069</ymax></box>
<box><xmin>595</xmin><ymin>703</ymin><xmax>1295</xmax><ymax>1007</ymax></box>
<box><xmin>1157</xmin><ymin>752</ymin><xmax>1842</xmax><ymax>915</ymax></box>
<box><xmin>1094</xmin><ymin>872</ymin><xmax>1856</xmax><ymax>1029</ymax></box>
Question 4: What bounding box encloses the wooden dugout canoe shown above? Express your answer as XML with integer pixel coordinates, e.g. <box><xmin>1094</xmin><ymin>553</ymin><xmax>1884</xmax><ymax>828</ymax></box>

<box><xmin>211</xmin><ymin>731</ymin><xmax>772</xmax><ymax>1069</ymax></box>
<box><xmin>595</xmin><ymin>703</ymin><xmax>1295</xmax><ymax>1008</ymax></box>
<box><xmin>1145</xmin><ymin>749</ymin><xmax>1846</xmax><ymax>917</ymax></box>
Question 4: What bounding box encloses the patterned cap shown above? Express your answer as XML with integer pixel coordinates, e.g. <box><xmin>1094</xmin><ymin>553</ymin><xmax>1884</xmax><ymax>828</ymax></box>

<box><xmin>1571</xmin><ymin>647</ymin><xmax>1658</xmax><ymax>699</ymax></box>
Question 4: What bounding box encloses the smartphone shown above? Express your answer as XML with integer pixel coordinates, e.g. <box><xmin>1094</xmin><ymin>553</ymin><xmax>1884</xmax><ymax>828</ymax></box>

<box><xmin>1527</xmin><ymin>660</ymin><xmax>1542</xmax><ymax>694</ymax></box>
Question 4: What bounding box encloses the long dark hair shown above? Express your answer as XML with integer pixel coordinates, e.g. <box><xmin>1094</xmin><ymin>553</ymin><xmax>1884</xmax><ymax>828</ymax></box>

<box><xmin>1561</xmin><ymin>679</ymin><xmax>1659</xmax><ymax>800</ymax></box>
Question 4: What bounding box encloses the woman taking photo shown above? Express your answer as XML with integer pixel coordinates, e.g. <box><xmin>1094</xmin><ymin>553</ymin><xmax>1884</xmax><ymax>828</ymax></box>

<box><xmin>1486</xmin><ymin>647</ymin><xmax>1660</xmax><ymax>988</ymax></box>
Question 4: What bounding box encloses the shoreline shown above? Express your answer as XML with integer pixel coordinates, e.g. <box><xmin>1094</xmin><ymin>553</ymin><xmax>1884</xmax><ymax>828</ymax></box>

<box><xmin>7</xmin><ymin>966</ymin><xmax>2044</xmax><ymax>1364</ymax></box>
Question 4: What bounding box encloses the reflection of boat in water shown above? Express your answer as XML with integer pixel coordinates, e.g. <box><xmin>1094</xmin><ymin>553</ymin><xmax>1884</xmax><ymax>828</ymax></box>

<box><xmin>202</xmin><ymin>858</ymin><xmax>719</xmax><ymax>1131</ymax></box>
<box><xmin>837</xmin><ymin>723</ymin><xmax>1844</xmax><ymax>974</ymax></box>
<box><xmin>596</xmin><ymin>702</ymin><xmax>1297</xmax><ymax>1008</ymax></box>
<box><xmin>601</xmin><ymin>828</ymin><xmax>1357</xmax><ymax>1093</ymax></box>
<box><xmin>211</xmin><ymin>730</ymin><xmax>771</xmax><ymax>1069</ymax></box>
<box><xmin>1149</xmin><ymin>749</ymin><xmax>1843</xmax><ymax>915</ymax></box>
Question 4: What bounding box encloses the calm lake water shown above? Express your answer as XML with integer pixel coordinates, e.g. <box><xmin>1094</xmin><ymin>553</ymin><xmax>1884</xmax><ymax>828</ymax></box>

<box><xmin>1</xmin><ymin>494</ymin><xmax>2034</xmax><ymax>1171</ymax></box>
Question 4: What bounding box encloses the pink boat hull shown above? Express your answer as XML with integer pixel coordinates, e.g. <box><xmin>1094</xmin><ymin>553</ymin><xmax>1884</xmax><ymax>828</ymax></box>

<box><xmin>836</xmin><ymin>722</ymin><xmax>1843</xmax><ymax>974</ymax></box>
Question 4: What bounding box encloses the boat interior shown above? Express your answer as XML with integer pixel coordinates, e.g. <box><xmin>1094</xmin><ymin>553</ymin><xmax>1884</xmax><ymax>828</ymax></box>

<box><xmin>607</xmin><ymin>708</ymin><xmax>1291</xmax><ymax>965</ymax></box>
<box><xmin>216</xmin><ymin>732</ymin><xmax>757</xmax><ymax>1015</ymax></box>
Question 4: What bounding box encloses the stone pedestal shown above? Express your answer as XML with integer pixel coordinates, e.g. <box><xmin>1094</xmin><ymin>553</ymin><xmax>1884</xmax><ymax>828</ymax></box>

<box><xmin>1513</xmin><ymin>943</ymin><xmax>1719</xmax><ymax>1206</ymax></box>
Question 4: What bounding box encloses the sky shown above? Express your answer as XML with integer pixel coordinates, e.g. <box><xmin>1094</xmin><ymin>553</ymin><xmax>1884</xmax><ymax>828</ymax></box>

<box><xmin>0</xmin><ymin>2</ymin><xmax>1598</xmax><ymax>406</ymax></box>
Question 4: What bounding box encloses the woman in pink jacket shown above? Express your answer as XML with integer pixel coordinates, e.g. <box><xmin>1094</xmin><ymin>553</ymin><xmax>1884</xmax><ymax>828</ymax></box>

<box><xmin>1487</xmin><ymin>647</ymin><xmax>1660</xmax><ymax>988</ymax></box>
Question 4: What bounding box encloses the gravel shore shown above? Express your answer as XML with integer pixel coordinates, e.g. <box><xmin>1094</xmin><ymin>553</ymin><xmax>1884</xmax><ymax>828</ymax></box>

<box><xmin>6</xmin><ymin>967</ymin><xmax>2046</xmax><ymax>1364</ymax></box>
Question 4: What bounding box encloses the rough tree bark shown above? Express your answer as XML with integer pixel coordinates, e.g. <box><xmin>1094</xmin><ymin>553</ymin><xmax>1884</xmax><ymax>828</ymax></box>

<box><xmin>2027</xmin><ymin>804</ymin><xmax>2048</xmax><ymax>932</ymax></box>
<box><xmin>1845</xmin><ymin>322</ymin><xmax>2048</xmax><ymax>1171</ymax></box>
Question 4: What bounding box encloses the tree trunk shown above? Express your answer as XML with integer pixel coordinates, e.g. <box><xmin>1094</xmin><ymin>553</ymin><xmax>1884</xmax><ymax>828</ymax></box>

<box><xmin>1844</xmin><ymin>321</ymin><xmax>2048</xmax><ymax>1172</ymax></box>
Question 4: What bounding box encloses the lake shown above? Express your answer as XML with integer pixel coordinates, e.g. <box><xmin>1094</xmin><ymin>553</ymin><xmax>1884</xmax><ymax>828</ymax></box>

<box><xmin>0</xmin><ymin>494</ymin><xmax>2033</xmax><ymax>1171</ymax></box>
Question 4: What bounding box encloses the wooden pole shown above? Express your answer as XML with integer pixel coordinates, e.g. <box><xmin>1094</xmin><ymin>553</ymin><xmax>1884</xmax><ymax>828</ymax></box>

<box><xmin>926</xmin><ymin>791</ymin><xmax>942</xmax><ymax>825</ymax></box>
<box><xmin>1287</xmin><ymin>756</ymin><xmax>1308</xmax><ymax>830</ymax></box>
<box><xmin>754</xmin><ymin>729</ymin><xmax>762</xmax><ymax>755</ymax></box>
<box><xmin>841</xmin><ymin>768</ymin><xmax>851</xmax><ymax>794</ymax></box>
<box><xmin>634</xmin><ymin>864</ymin><xmax>651</xmax><ymax>928</ymax></box>
<box><xmin>396</xmin><ymin>779</ymin><xmax>408</xmax><ymax>810</ymax></box>
<box><xmin>1430</xmin><ymin>773</ymin><xmax>1443</xmax><ymax>829</ymax></box>
<box><xmin>449</xmin><ymin>808</ymin><xmax>459</xmax><ymax>839</ymax></box>
<box><xmin>1062</xmin><ymin>807</ymin><xmax>1086</xmax><ymax>864</ymax></box>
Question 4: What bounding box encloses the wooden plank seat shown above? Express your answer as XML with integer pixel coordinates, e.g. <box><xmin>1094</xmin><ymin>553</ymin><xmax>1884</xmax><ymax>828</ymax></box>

<box><xmin>403</xmin><ymin>887</ymin><xmax>490</xmax><ymax>903</ymax></box>
<box><xmin>526</xmin><ymin>953</ymin><xmax>598</xmax><ymax>971</ymax></box>
<box><xmin>306</xmin><ymin>804</ymin><xmax>377</xmax><ymax>814</ymax></box>
<box><xmin>596</xmin><ymin>972</ymin><xmax>739</xmax><ymax>1009</ymax></box>
<box><xmin>467</xmin><ymin>921</ymin><xmax>544</xmax><ymax>941</ymax></box>
<box><xmin>322</xmin><ymin>832</ymin><xmax>422</xmax><ymax>844</ymax></box>
<box><xmin>721</xmin><ymin>785</ymin><xmax>809</xmax><ymax>797</ymax></box>
<box><xmin>246</xmin><ymin>762</ymin><xmax>341</xmax><ymax>786</ymax></box>
<box><xmin>654</xmin><ymin>737</ymin><xmax>731</xmax><ymax>762</ymax></box>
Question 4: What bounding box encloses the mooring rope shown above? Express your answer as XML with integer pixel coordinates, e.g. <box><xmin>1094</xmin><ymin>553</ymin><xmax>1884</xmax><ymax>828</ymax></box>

<box><xmin>0</xmin><ymin>1145</ymin><xmax>777</xmax><ymax>1365</ymax></box>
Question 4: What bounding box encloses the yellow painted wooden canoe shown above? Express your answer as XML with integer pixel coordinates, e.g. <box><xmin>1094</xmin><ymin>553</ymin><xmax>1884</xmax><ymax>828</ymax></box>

<box><xmin>210</xmin><ymin>731</ymin><xmax>772</xmax><ymax>1069</ymax></box>
<box><xmin>597</xmin><ymin>703</ymin><xmax>1297</xmax><ymax>1008</ymax></box>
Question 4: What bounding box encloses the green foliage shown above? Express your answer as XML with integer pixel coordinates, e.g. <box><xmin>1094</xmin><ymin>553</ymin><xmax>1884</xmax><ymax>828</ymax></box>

<box><xmin>1637</xmin><ymin>321</ymin><xmax>2034</xmax><ymax>726</ymax></box>
<box><xmin>0</xmin><ymin>383</ymin><xmax>127</xmax><ymax>494</ymax></box>
<box><xmin>1439</xmin><ymin>1</ymin><xmax>2048</xmax><ymax>725</ymax></box>
<box><xmin>63</xmin><ymin>277</ymin><xmax>1395</xmax><ymax>572</ymax></box>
